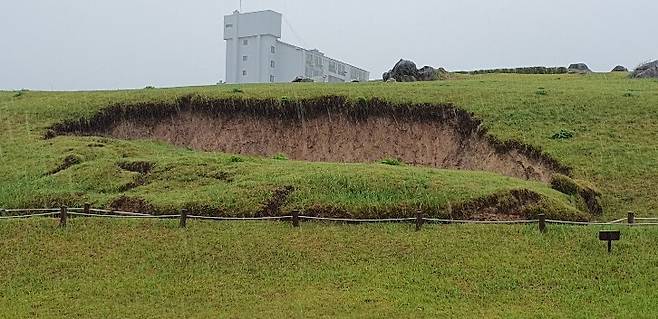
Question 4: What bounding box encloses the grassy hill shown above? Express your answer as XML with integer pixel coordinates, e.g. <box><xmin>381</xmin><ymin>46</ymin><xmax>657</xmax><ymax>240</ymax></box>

<box><xmin>2</xmin><ymin>72</ymin><xmax>658</xmax><ymax>219</ymax></box>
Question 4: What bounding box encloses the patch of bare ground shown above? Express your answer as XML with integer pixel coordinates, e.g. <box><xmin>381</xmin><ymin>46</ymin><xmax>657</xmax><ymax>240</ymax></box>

<box><xmin>452</xmin><ymin>189</ymin><xmax>543</xmax><ymax>220</ymax></box>
<box><xmin>45</xmin><ymin>154</ymin><xmax>82</xmax><ymax>175</ymax></box>
<box><xmin>116</xmin><ymin>160</ymin><xmax>153</xmax><ymax>192</ymax></box>
<box><xmin>109</xmin><ymin>195</ymin><xmax>154</xmax><ymax>214</ymax></box>
<box><xmin>50</xmin><ymin>95</ymin><xmax>571</xmax><ymax>182</ymax></box>
<box><xmin>259</xmin><ymin>185</ymin><xmax>295</xmax><ymax>216</ymax></box>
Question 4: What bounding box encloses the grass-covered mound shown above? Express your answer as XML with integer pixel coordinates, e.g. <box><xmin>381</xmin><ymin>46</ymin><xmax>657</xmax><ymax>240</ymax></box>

<box><xmin>0</xmin><ymin>133</ymin><xmax>585</xmax><ymax>220</ymax></box>
<box><xmin>2</xmin><ymin>72</ymin><xmax>657</xmax><ymax>220</ymax></box>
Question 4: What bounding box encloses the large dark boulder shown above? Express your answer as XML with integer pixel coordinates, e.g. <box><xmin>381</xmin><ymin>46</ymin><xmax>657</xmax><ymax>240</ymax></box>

<box><xmin>631</xmin><ymin>60</ymin><xmax>658</xmax><ymax>79</ymax></box>
<box><xmin>418</xmin><ymin>66</ymin><xmax>439</xmax><ymax>81</ymax></box>
<box><xmin>384</xmin><ymin>59</ymin><xmax>420</xmax><ymax>82</ymax></box>
<box><xmin>568</xmin><ymin>63</ymin><xmax>592</xmax><ymax>73</ymax></box>
<box><xmin>611</xmin><ymin>65</ymin><xmax>628</xmax><ymax>72</ymax></box>
<box><xmin>383</xmin><ymin>59</ymin><xmax>445</xmax><ymax>82</ymax></box>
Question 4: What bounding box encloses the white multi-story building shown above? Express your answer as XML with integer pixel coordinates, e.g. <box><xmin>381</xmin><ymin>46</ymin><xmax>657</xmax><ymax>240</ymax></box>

<box><xmin>224</xmin><ymin>10</ymin><xmax>369</xmax><ymax>84</ymax></box>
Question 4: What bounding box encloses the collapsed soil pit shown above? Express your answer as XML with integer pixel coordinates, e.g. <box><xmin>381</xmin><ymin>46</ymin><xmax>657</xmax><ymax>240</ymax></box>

<box><xmin>50</xmin><ymin>95</ymin><xmax>570</xmax><ymax>182</ymax></box>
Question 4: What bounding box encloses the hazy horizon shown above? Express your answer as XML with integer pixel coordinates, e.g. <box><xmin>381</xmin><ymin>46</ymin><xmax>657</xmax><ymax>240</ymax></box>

<box><xmin>1</xmin><ymin>0</ymin><xmax>657</xmax><ymax>91</ymax></box>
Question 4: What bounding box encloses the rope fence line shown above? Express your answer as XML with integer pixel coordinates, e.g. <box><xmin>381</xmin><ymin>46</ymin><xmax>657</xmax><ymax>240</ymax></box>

<box><xmin>299</xmin><ymin>216</ymin><xmax>416</xmax><ymax>223</ymax></box>
<box><xmin>424</xmin><ymin>218</ymin><xmax>538</xmax><ymax>224</ymax></box>
<box><xmin>4</xmin><ymin>208</ymin><xmax>62</xmax><ymax>213</ymax></box>
<box><xmin>0</xmin><ymin>212</ymin><xmax>59</xmax><ymax>219</ymax></box>
<box><xmin>608</xmin><ymin>218</ymin><xmax>627</xmax><ymax>224</ymax></box>
<box><xmin>69</xmin><ymin>212</ymin><xmax>180</xmax><ymax>219</ymax></box>
<box><xmin>88</xmin><ymin>208</ymin><xmax>152</xmax><ymax>217</ymax></box>
<box><xmin>1</xmin><ymin>206</ymin><xmax>658</xmax><ymax>231</ymax></box>
<box><xmin>189</xmin><ymin>215</ymin><xmax>292</xmax><ymax>221</ymax></box>
<box><xmin>544</xmin><ymin>219</ymin><xmax>621</xmax><ymax>226</ymax></box>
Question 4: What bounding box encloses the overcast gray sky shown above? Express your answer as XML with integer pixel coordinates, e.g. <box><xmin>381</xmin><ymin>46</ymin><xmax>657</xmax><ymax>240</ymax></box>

<box><xmin>1</xmin><ymin>0</ymin><xmax>657</xmax><ymax>91</ymax></box>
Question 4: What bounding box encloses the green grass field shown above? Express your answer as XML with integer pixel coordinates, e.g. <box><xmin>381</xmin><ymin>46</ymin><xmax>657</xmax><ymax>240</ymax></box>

<box><xmin>2</xmin><ymin>73</ymin><xmax>658</xmax><ymax>317</ymax></box>
<box><xmin>1</xmin><ymin>219</ymin><xmax>657</xmax><ymax>318</ymax></box>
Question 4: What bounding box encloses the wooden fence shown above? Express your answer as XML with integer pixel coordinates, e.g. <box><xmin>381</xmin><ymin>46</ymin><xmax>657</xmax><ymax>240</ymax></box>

<box><xmin>2</xmin><ymin>204</ymin><xmax>658</xmax><ymax>232</ymax></box>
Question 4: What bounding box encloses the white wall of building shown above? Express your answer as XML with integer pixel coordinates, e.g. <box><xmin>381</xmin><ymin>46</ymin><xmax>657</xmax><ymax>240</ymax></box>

<box><xmin>224</xmin><ymin>10</ymin><xmax>369</xmax><ymax>84</ymax></box>
<box><xmin>274</xmin><ymin>41</ymin><xmax>305</xmax><ymax>83</ymax></box>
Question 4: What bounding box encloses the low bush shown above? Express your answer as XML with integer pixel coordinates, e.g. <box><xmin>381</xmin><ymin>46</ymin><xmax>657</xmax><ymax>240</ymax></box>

<box><xmin>550</xmin><ymin>129</ymin><xmax>574</xmax><ymax>140</ymax></box>
<box><xmin>272</xmin><ymin>153</ymin><xmax>288</xmax><ymax>161</ymax></box>
<box><xmin>380</xmin><ymin>158</ymin><xmax>403</xmax><ymax>166</ymax></box>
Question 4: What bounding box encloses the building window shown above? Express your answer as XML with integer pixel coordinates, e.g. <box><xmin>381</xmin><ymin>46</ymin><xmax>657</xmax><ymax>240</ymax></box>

<box><xmin>242</xmin><ymin>70</ymin><xmax>247</xmax><ymax>76</ymax></box>
<box><xmin>271</xmin><ymin>46</ymin><xmax>276</xmax><ymax>54</ymax></box>
<box><xmin>242</xmin><ymin>55</ymin><xmax>248</xmax><ymax>62</ymax></box>
<box><xmin>225</xmin><ymin>24</ymin><xmax>233</xmax><ymax>28</ymax></box>
<box><xmin>242</xmin><ymin>39</ymin><xmax>248</xmax><ymax>46</ymax></box>
<box><xmin>270</xmin><ymin>75</ymin><xmax>275</xmax><ymax>82</ymax></box>
<box><xmin>270</xmin><ymin>60</ymin><xmax>275</xmax><ymax>68</ymax></box>
<box><xmin>338</xmin><ymin>64</ymin><xmax>345</xmax><ymax>75</ymax></box>
<box><xmin>328</xmin><ymin>61</ymin><xmax>336</xmax><ymax>73</ymax></box>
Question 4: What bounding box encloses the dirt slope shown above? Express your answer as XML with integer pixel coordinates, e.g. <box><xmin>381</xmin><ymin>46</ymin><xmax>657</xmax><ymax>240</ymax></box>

<box><xmin>52</xmin><ymin>96</ymin><xmax>569</xmax><ymax>183</ymax></box>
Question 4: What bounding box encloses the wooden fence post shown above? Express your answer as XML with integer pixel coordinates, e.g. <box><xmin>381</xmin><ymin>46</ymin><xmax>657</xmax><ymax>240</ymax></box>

<box><xmin>415</xmin><ymin>210</ymin><xmax>423</xmax><ymax>231</ymax></box>
<box><xmin>84</xmin><ymin>202</ymin><xmax>91</xmax><ymax>215</ymax></box>
<box><xmin>292</xmin><ymin>210</ymin><xmax>300</xmax><ymax>228</ymax></box>
<box><xmin>627</xmin><ymin>211</ymin><xmax>635</xmax><ymax>225</ymax></box>
<box><xmin>179</xmin><ymin>209</ymin><xmax>188</xmax><ymax>228</ymax></box>
<box><xmin>538</xmin><ymin>213</ymin><xmax>546</xmax><ymax>233</ymax></box>
<box><xmin>59</xmin><ymin>206</ymin><xmax>68</xmax><ymax>228</ymax></box>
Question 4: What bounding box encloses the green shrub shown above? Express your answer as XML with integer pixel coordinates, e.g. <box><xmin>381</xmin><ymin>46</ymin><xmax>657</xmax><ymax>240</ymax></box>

<box><xmin>272</xmin><ymin>153</ymin><xmax>288</xmax><ymax>161</ymax></box>
<box><xmin>380</xmin><ymin>158</ymin><xmax>403</xmax><ymax>166</ymax></box>
<box><xmin>550</xmin><ymin>129</ymin><xmax>574</xmax><ymax>140</ymax></box>
<box><xmin>464</xmin><ymin>66</ymin><xmax>568</xmax><ymax>75</ymax></box>
<box><xmin>228</xmin><ymin>155</ymin><xmax>244</xmax><ymax>163</ymax></box>
<box><xmin>231</xmin><ymin>88</ymin><xmax>244</xmax><ymax>93</ymax></box>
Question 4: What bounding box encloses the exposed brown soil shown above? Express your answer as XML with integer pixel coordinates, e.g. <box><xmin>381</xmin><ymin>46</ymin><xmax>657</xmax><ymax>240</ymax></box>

<box><xmin>550</xmin><ymin>174</ymin><xmax>602</xmax><ymax>215</ymax></box>
<box><xmin>115</xmin><ymin>160</ymin><xmax>153</xmax><ymax>192</ymax></box>
<box><xmin>51</xmin><ymin>95</ymin><xmax>571</xmax><ymax>183</ymax></box>
<box><xmin>453</xmin><ymin>189</ymin><xmax>543</xmax><ymax>220</ymax></box>
<box><xmin>259</xmin><ymin>185</ymin><xmax>295</xmax><ymax>216</ymax></box>
<box><xmin>117</xmin><ymin>160</ymin><xmax>153</xmax><ymax>174</ymax></box>
<box><xmin>46</xmin><ymin>154</ymin><xmax>82</xmax><ymax>176</ymax></box>
<box><xmin>116</xmin><ymin>175</ymin><xmax>148</xmax><ymax>193</ymax></box>
<box><xmin>109</xmin><ymin>195</ymin><xmax>154</xmax><ymax>213</ymax></box>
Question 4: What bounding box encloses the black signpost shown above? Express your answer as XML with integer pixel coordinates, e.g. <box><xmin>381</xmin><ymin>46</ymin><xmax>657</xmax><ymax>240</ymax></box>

<box><xmin>599</xmin><ymin>230</ymin><xmax>621</xmax><ymax>253</ymax></box>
